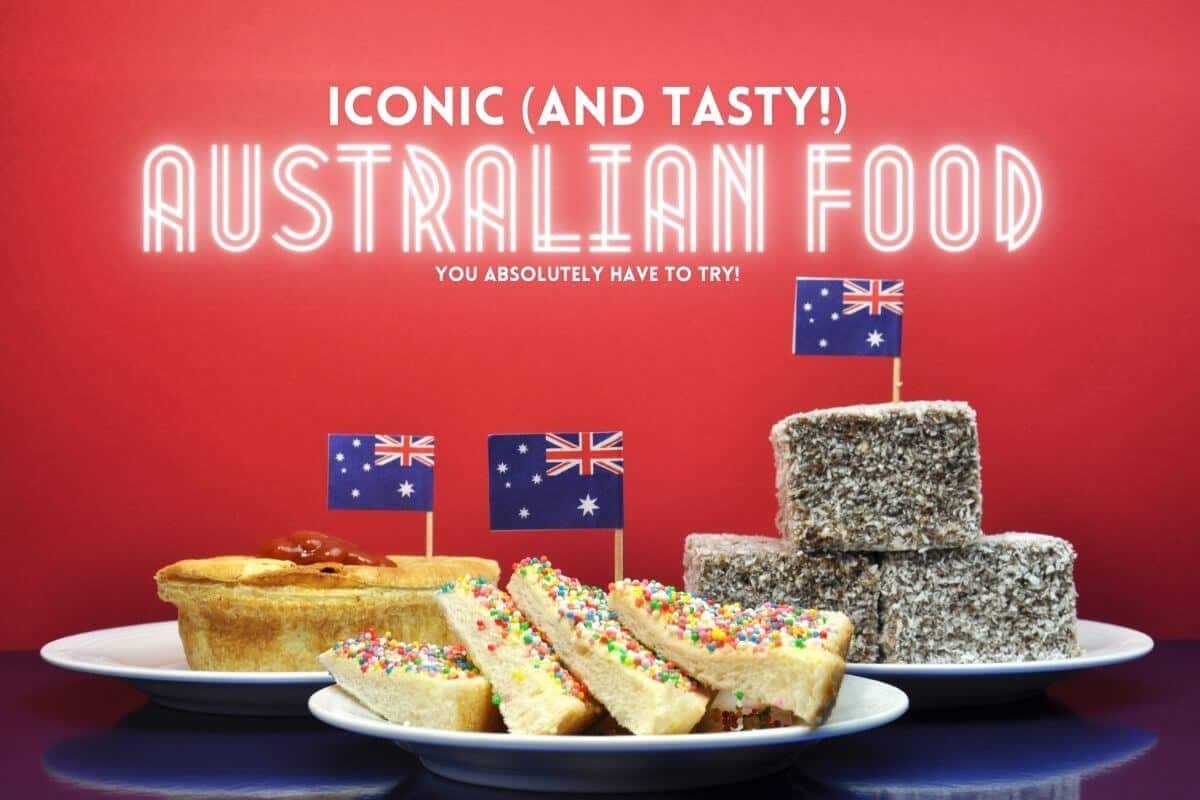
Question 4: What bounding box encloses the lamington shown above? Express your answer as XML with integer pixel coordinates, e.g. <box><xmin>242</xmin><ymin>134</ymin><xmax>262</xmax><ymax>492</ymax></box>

<box><xmin>683</xmin><ymin>533</ymin><xmax>881</xmax><ymax>662</ymax></box>
<box><xmin>878</xmin><ymin>533</ymin><xmax>1081</xmax><ymax>663</ymax></box>
<box><xmin>771</xmin><ymin>401</ymin><xmax>982</xmax><ymax>551</ymax></box>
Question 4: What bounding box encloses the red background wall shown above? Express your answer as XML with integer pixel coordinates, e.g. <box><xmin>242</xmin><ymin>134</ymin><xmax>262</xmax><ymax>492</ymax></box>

<box><xmin>2</xmin><ymin>1</ymin><xmax>1197</xmax><ymax>649</ymax></box>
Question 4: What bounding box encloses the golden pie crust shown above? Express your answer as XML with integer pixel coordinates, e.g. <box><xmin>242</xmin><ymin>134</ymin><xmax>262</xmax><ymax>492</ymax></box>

<box><xmin>155</xmin><ymin>555</ymin><xmax>500</xmax><ymax>672</ymax></box>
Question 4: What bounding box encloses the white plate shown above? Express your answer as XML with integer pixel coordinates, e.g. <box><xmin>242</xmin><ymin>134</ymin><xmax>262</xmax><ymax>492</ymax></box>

<box><xmin>40</xmin><ymin>621</ymin><xmax>330</xmax><ymax>715</ymax></box>
<box><xmin>308</xmin><ymin>675</ymin><xmax>908</xmax><ymax>793</ymax></box>
<box><xmin>847</xmin><ymin>619</ymin><xmax>1153</xmax><ymax>707</ymax></box>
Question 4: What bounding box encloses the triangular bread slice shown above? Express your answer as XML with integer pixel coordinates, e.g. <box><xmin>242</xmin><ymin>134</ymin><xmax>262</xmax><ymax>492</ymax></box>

<box><xmin>318</xmin><ymin>631</ymin><xmax>500</xmax><ymax>731</ymax></box>
<box><xmin>507</xmin><ymin>558</ymin><xmax>710</xmax><ymax>735</ymax></box>
<box><xmin>436</xmin><ymin>577</ymin><xmax>600</xmax><ymax>734</ymax></box>
<box><xmin>609</xmin><ymin>579</ymin><xmax>851</xmax><ymax>725</ymax></box>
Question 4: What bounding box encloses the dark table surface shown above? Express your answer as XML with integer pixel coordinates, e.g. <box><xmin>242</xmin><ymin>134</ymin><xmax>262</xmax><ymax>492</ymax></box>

<box><xmin>4</xmin><ymin>643</ymin><xmax>1194</xmax><ymax>799</ymax></box>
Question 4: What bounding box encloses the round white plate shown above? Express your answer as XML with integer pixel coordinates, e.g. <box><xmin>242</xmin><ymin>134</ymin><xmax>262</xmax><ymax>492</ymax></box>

<box><xmin>847</xmin><ymin>619</ymin><xmax>1153</xmax><ymax>707</ymax></box>
<box><xmin>40</xmin><ymin>621</ymin><xmax>330</xmax><ymax>715</ymax></box>
<box><xmin>308</xmin><ymin>674</ymin><xmax>908</xmax><ymax>793</ymax></box>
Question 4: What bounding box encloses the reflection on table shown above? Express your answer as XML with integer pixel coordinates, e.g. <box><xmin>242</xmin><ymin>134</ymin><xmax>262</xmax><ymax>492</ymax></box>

<box><xmin>42</xmin><ymin>703</ymin><xmax>410</xmax><ymax>798</ymax></box>
<box><xmin>41</xmin><ymin>696</ymin><xmax>1156</xmax><ymax>800</ymax></box>
<box><xmin>793</xmin><ymin>696</ymin><xmax>1156</xmax><ymax>799</ymax></box>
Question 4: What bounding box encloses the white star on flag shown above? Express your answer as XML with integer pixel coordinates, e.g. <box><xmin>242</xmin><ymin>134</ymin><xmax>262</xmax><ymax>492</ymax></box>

<box><xmin>577</xmin><ymin>494</ymin><xmax>600</xmax><ymax>517</ymax></box>
<box><xmin>867</xmin><ymin>330</ymin><xmax>885</xmax><ymax>347</ymax></box>
<box><xmin>487</xmin><ymin>432</ymin><xmax>624</xmax><ymax>531</ymax></box>
<box><xmin>328</xmin><ymin>432</ymin><xmax>434</xmax><ymax>512</ymax></box>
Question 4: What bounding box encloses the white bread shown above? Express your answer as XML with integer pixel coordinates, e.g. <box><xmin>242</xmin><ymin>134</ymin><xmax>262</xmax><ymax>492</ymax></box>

<box><xmin>436</xmin><ymin>577</ymin><xmax>599</xmax><ymax>734</ymax></box>
<box><xmin>317</xmin><ymin>632</ymin><xmax>500</xmax><ymax>731</ymax></box>
<box><xmin>507</xmin><ymin>558</ymin><xmax>710</xmax><ymax>735</ymax></box>
<box><xmin>609</xmin><ymin>579</ymin><xmax>851</xmax><ymax>725</ymax></box>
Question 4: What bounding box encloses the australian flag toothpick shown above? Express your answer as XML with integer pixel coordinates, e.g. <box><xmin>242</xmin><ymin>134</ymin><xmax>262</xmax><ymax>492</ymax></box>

<box><xmin>327</xmin><ymin>434</ymin><xmax>435</xmax><ymax>511</ymax></box>
<box><xmin>793</xmin><ymin>277</ymin><xmax>904</xmax><ymax>357</ymax></box>
<box><xmin>488</xmin><ymin>432</ymin><xmax>624</xmax><ymax>531</ymax></box>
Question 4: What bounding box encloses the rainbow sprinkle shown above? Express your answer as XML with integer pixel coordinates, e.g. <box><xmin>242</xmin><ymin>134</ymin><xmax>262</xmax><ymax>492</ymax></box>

<box><xmin>713</xmin><ymin>706</ymin><xmax>792</xmax><ymax>732</ymax></box>
<box><xmin>611</xmin><ymin>579</ymin><xmax>842</xmax><ymax>653</ymax></box>
<box><xmin>513</xmin><ymin>557</ymin><xmax>697</xmax><ymax>690</ymax></box>
<box><xmin>328</xmin><ymin>630</ymin><xmax>481</xmax><ymax>679</ymax></box>
<box><xmin>438</xmin><ymin>576</ymin><xmax>591</xmax><ymax>702</ymax></box>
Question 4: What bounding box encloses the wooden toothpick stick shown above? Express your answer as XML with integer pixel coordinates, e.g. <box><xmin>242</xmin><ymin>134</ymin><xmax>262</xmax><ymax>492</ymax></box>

<box><xmin>425</xmin><ymin>510</ymin><xmax>434</xmax><ymax>558</ymax></box>
<box><xmin>613</xmin><ymin>528</ymin><xmax>624</xmax><ymax>582</ymax></box>
<box><xmin>892</xmin><ymin>357</ymin><xmax>902</xmax><ymax>403</ymax></box>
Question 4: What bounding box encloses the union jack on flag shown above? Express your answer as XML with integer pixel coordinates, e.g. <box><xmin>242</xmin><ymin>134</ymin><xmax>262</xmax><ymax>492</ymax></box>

<box><xmin>372</xmin><ymin>435</ymin><xmax>436</xmax><ymax>467</ymax></box>
<box><xmin>793</xmin><ymin>277</ymin><xmax>904</xmax><ymax>357</ymax></box>
<box><xmin>544</xmin><ymin>432</ymin><xmax>624</xmax><ymax>476</ymax></box>
<box><xmin>488</xmin><ymin>431</ymin><xmax>624</xmax><ymax>531</ymax></box>
<box><xmin>327</xmin><ymin>433</ymin><xmax>434</xmax><ymax>511</ymax></box>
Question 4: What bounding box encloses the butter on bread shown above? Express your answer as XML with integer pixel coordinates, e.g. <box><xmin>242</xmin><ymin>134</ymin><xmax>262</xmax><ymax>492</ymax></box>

<box><xmin>436</xmin><ymin>577</ymin><xmax>599</xmax><ymax>734</ymax></box>
<box><xmin>608</xmin><ymin>579</ymin><xmax>850</xmax><ymax>725</ymax></box>
<box><xmin>506</xmin><ymin>558</ymin><xmax>709</xmax><ymax>735</ymax></box>
<box><xmin>318</xmin><ymin>632</ymin><xmax>500</xmax><ymax>731</ymax></box>
<box><xmin>155</xmin><ymin>554</ymin><xmax>500</xmax><ymax>672</ymax></box>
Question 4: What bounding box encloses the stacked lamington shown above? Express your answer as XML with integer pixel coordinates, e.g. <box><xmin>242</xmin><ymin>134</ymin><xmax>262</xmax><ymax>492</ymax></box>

<box><xmin>686</xmin><ymin>401</ymin><xmax>1081</xmax><ymax>663</ymax></box>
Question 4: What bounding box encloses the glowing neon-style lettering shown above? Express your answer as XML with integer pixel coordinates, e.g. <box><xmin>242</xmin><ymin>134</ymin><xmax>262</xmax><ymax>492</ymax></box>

<box><xmin>995</xmin><ymin>145</ymin><xmax>1043</xmax><ymax>252</ymax></box>
<box><xmin>588</xmin><ymin>144</ymin><xmax>632</xmax><ymax>253</ymax></box>
<box><xmin>644</xmin><ymin>145</ymin><xmax>697</xmax><ymax>253</ymax></box>
<box><xmin>272</xmin><ymin>145</ymin><xmax>332</xmax><ymax>253</ymax></box>
<box><xmin>930</xmin><ymin>145</ymin><xmax>980</xmax><ymax>252</ymax></box>
<box><xmin>863</xmin><ymin>145</ymin><xmax>914</xmax><ymax>253</ymax></box>
<box><xmin>336</xmin><ymin>144</ymin><xmax>391</xmax><ymax>253</ymax></box>
<box><xmin>401</xmin><ymin>145</ymin><xmax>455</xmax><ymax>252</ymax></box>
<box><xmin>711</xmin><ymin>144</ymin><xmax>764</xmax><ymax>252</ymax></box>
<box><xmin>137</xmin><ymin>140</ymin><xmax>1043</xmax><ymax>255</ymax></box>
<box><xmin>143</xmin><ymin>144</ymin><xmax>196</xmax><ymax>253</ymax></box>
<box><xmin>531</xmin><ymin>144</ymin><xmax>581</xmax><ymax>253</ymax></box>
<box><xmin>210</xmin><ymin>144</ymin><xmax>262</xmax><ymax>253</ymax></box>
<box><xmin>464</xmin><ymin>145</ymin><xmax>517</xmax><ymax>252</ymax></box>
<box><xmin>806</xmin><ymin>144</ymin><xmax>851</xmax><ymax>253</ymax></box>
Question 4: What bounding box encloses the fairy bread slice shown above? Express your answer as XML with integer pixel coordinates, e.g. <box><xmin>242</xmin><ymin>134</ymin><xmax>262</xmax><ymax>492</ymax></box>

<box><xmin>436</xmin><ymin>576</ymin><xmax>599</xmax><ymax>734</ymax></box>
<box><xmin>507</xmin><ymin>558</ymin><xmax>709</xmax><ymax>735</ymax></box>
<box><xmin>609</xmin><ymin>580</ymin><xmax>851</xmax><ymax>725</ymax></box>
<box><xmin>317</xmin><ymin>631</ymin><xmax>500</xmax><ymax>731</ymax></box>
